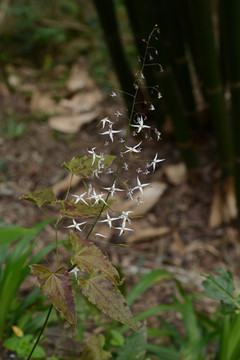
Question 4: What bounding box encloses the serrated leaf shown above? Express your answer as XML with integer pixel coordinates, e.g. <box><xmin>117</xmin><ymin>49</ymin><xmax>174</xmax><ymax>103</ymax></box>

<box><xmin>58</xmin><ymin>199</ymin><xmax>114</xmax><ymax>220</ymax></box>
<box><xmin>70</xmin><ymin>231</ymin><xmax>121</xmax><ymax>285</ymax></box>
<box><xmin>20</xmin><ymin>188</ymin><xmax>56</xmax><ymax>207</ymax></box>
<box><xmin>81</xmin><ymin>334</ymin><xmax>111</xmax><ymax>360</ymax></box>
<box><xmin>202</xmin><ymin>269</ymin><xmax>238</xmax><ymax>307</ymax></box>
<box><xmin>62</xmin><ymin>154</ymin><xmax>116</xmax><ymax>179</ymax></box>
<box><xmin>78</xmin><ymin>272</ymin><xmax>137</xmax><ymax>331</ymax></box>
<box><xmin>30</xmin><ymin>264</ymin><xmax>76</xmax><ymax>325</ymax></box>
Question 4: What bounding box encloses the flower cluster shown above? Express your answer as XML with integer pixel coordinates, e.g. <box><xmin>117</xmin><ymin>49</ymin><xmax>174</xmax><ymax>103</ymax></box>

<box><xmin>66</xmin><ymin>25</ymin><xmax>165</xmax><ymax>240</ymax></box>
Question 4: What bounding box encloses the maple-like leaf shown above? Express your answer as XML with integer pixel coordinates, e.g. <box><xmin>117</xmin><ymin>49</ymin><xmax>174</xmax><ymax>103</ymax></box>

<box><xmin>58</xmin><ymin>200</ymin><xmax>114</xmax><ymax>220</ymax></box>
<box><xmin>30</xmin><ymin>264</ymin><xmax>76</xmax><ymax>325</ymax></box>
<box><xmin>20</xmin><ymin>188</ymin><xmax>56</xmax><ymax>207</ymax></box>
<box><xmin>78</xmin><ymin>271</ymin><xmax>137</xmax><ymax>331</ymax></box>
<box><xmin>70</xmin><ymin>231</ymin><xmax>121</xmax><ymax>285</ymax></box>
<box><xmin>81</xmin><ymin>334</ymin><xmax>111</xmax><ymax>360</ymax></box>
<box><xmin>61</xmin><ymin>155</ymin><xmax>116</xmax><ymax>179</ymax></box>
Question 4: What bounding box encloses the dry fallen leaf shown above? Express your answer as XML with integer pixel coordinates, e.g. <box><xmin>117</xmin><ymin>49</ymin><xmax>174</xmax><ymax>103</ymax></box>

<box><xmin>165</xmin><ymin>163</ymin><xmax>187</xmax><ymax>185</ymax></box>
<box><xmin>48</xmin><ymin>109</ymin><xmax>100</xmax><ymax>133</ymax></box>
<box><xmin>31</xmin><ymin>92</ymin><xmax>60</xmax><ymax>114</ymax></box>
<box><xmin>209</xmin><ymin>176</ymin><xmax>237</xmax><ymax>228</ymax></box>
<box><xmin>66</xmin><ymin>63</ymin><xmax>95</xmax><ymax>93</ymax></box>
<box><xmin>60</xmin><ymin>90</ymin><xmax>104</xmax><ymax>114</ymax></box>
<box><xmin>127</xmin><ymin>226</ymin><xmax>170</xmax><ymax>244</ymax></box>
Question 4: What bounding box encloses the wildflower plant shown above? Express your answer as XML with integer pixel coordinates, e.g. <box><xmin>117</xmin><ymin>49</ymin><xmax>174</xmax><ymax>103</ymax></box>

<box><xmin>20</xmin><ymin>25</ymin><xmax>165</xmax><ymax>358</ymax></box>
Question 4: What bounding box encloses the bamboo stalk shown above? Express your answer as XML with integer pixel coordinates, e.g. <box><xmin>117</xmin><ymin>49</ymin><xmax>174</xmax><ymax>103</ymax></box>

<box><xmin>220</xmin><ymin>0</ymin><xmax>240</xmax><ymax>216</ymax></box>
<box><xmin>92</xmin><ymin>0</ymin><xmax>136</xmax><ymax>108</ymax></box>
<box><xmin>152</xmin><ymin>0</ymin><xmax>198</xmax><ymax>130</ymax></box>
<box><xmin>124</xmin><ymin>0</ymin><xmax>197</xmax><ymax>169</ymax></box>
<box><xmin>182</xmin><ymin>0</ymin><xmax>233</xmax><ymax>176</ymax></box>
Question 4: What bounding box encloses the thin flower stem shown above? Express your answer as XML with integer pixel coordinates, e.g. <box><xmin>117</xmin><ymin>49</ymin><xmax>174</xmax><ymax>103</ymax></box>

<box><xmin>27</xmin><ymin>304</ymin><xmax>53</xmax><ymax>360</ymax></box>
<box><xmin>65</xmin><ymin>173</ymin><xmax>74</xmax><ymax>200</ymax></box>
<box><xmin>55</xmin><ymin>225</ymin><xmax>59</xmax><ymax>269</ymax></box>
<box><xmin>86</xmin><ymin>27</ymin><xmax>158</xmax><ymax>240</ymax></box>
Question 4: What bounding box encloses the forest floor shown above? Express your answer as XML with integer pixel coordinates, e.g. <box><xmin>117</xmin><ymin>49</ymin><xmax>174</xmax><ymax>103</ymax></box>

<box><xmin>1</xmin><ymin>60</ymin><xmax>240</xmax><ymax>357</ymax></box>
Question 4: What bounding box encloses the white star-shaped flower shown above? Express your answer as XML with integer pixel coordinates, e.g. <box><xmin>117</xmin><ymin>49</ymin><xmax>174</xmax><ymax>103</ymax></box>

<box><xmin>110</xmin><ymin>91</ymin><xmax>117</xmax><ymax>97</ymax></box>
<box><xmin>149</xmin><ymin>104</ymin><xmax>155</xmax><ymax>111</ymax></box>
<box><xmin>88</xmin><ymin>189</ymin><xmax>107</xmax><ymax>206</ymax></box>
<box><xmin>71</xmin><ymin>192</ymin><xmax>89</xmax><ymax>206</ymax></box>
<box><xmin>66</xmin><ymin>219</ymin><xmax>86</xmax><ymax>232</ymax></box>
<box><xmin>123</xmin><ymin>162</ymin><xmax>129</xmax><ymax>171</ymax></box>
<box><xmin>114</xmin><ymin>110</ymin><xmax>122</xmax><ymax>117</ymax></box>
<box><xmin>99</xmin><ymin>117</ymin><xmax>113</xmax><ymax>129</ymax></box>
<box><xmin>87</xmin><ymin>147</ymin><xmax>101</xmax><ymax>166</ymax></box>
<box><xmin>99</xmin><ymin>125</ymin><xmax>122</xmax><ymax>142</ymax></box>
<box><xmin>119</xmin><ymin>210</ymin><xmax>134</xmax><ymax>226</ymax></box>
<box><xmin>103</xmin><ymin>182</ymin><xmax>124</xmax><ymax>197</ymax></box>
<box><xmin>114</xmin><ymin>224</ymin><xmax>134</xmax><ymax>236</ymax></box>
<box><xmin>132</xmin><ymin>176</ymin><xmax>150</xmax><ymax>194</ymax></box>
<box><xmin>131</xmin><ymin>116</ymin><xmax>150</xmax><ymax>133</ymax></box>
<box><xmin>100</xmin><ymin>212</ymin><xmax>119</xmax><ymax>228</ymax></box>
<box><xmin>150</xmin><ymin>153</ymin><xmax>165</xmax><ymax>172</ymax></box>
<box><xmin>69</xmin><ymin>266</ymin><xmax>80</xmax><ymax>280</ymax></box>
<box><xmin>124</xmin><ymin>141</ymin><xmax>142</xmax><ymax>154</ymax></box>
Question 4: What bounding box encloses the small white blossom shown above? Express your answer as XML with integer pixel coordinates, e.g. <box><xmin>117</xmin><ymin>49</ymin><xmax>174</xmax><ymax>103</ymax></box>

<box><xmin>119</xmin><ymin>138</ymin><xmax>125</xmax><ymax>143</ymax></box>
<box><xmin>126</xmin><ymin>189</ymin><xmax>134</xmax><ymax>200</ymax></box>
<box><xmin>149</xmin><ymin>153</ymin><xmax>165</xmax><ymax>172</ymax></box>
<box><xmin>99</xmin><ymin>117</ymin><xmax>113</xmax><ymax>129</ymax></box>
<box><xmin>124</xmin><ymin>141</ymin><xmax>142</xmax><ymax>154</ymax></box>
<box><xmin>92</xmin><ymin>169</ymin><xmax>99</xmax><ymax>178</ymax></box>
<box><xmin>69</xmin><ymin>267</ymin><xmax>80</xmax><ymax>280</ymax></box>
<box><xmin>115</xmin><ymin>110</ymin><xmax>122</xmax><ymax>117</ymax></box>
<box><xmin>103</xmin><ymin>182</ymin><xmax>124</xmax><ymax>197</ymax></box>
<box><xmin>133</xmin><ymin>176</ymin><xmax>150</xmax><ymax>194</ymax></box>
<box><xmin>110</xmin><ymin>91</ymin><xmax>117</xmax><ymax>97</ymax></box>
<box><xmin>71</xmin><ymin>192</ymin><xmax>89</xmax><ymax>206</ymax></box>
<box><xmin>114</xmin><ymin>224</ymin><xmax>134</xmax><ymax>236</ymax></box>
<box><xmin>136</xmin><ymin>197</ymin><xmax>143</xmax><ymax>205</ymax></box>
<box><xmin>119</xmin><ymin>210</ymin><xmax>134</xmax><ymax>225</ymax></box>
<box><xmin>158</xmin><ymin>92</ymin><xmax>162</xmax><ymax>99</ymax></box>
<box><xmin>88</xmin><ymin>189</ymin><xmax>107</xmax><ymax>206</ymax></box>
<box><xmin>123</xmin><ymin>162</ymin><xmax>129</xmax><ymax>171</ymax></box>
<box><xmin>154</xmin><ymin>128</ymin><xmax>161</xmax><ymax>141</ymax></box>
<box><xmin>131</xmin><ymin>116</ymin><xmax>150</xmax><ymax>133</ymax></box>
<box><xmin>100</xmin><ymin>124</ymin><xmax>122</xmax><ymax>142</ymax></box>
<box><xmin>100</xmin><ymin>212</ymin><xmax>119</xmax><ymax>228</ymax></box>
<box><xmin>104</xmin><ymin>141</ymin><xmax>109</xmax><ymax>146</ymax></box>
<box><xmin>87</xmin><ymin>147</ymin><xmax>101</xmax><ymax>166</ymax></box>
<box><xmin>106</xmin><ymin>168</ymin><xmax>114</xmax><ymax>174</ymax></box>
<box><xmin>136</xmin><ymin>168</ymin><xmax>142</xmax><ymax>173</ymax></box>
<box><xmin>149</xmin><ymin>104</ymin><xmax>155</xmax><ymax>111</ymax></box>
<box><xmin>66</xmin><ymin>219</ymin><xmax>86</xmax><ymax>232</ymax></box>
<box><xmin>143</xmin><ymin>169</ymin><xmax>150</xmax><ymax>175</ymax></box>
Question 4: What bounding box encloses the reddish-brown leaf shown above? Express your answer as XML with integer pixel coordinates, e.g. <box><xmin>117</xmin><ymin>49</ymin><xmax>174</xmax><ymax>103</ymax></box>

<box><xmin>58</xmin><ymin>199</ymin><xmax>114</xmax><ymax>220</ymax></box>
<box><xmin>30</xmin><ymin>264</ymin><xmax>76</xmax><ymax>325</ymax></box>
<box><xmin>78</xmin><ymin>271</ymin><xmax>137</xmax><ymax>331</ymax></box>
<box><xmin>70</xmin><ymin>231</ymin><xmax>121</xmax><ymax>285</ymax></box>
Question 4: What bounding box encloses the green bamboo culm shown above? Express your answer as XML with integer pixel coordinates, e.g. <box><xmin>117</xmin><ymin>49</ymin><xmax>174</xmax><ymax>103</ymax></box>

<box><xmin>92</xmin><ymin>0</ymin><xmax>136</xmax><ymax>110</ymax></box>
<box><xmin>124</xmin><ymin>0</ymin><xmax>197</xmax><ymax>169</ymax></box>
<box><xmin>220</xmin><ymin>0</ymin><xmax>240</xmax><ymax>217</ymax></box>
<box><xmin>153</xmin><ymin>0</ymin><xmax>198</xmax><ymax>130</ymax></box>
<box><xmin>185</xmin><ymin>0</ymin><xmax>233</xmax><ymax>176</ymax></box>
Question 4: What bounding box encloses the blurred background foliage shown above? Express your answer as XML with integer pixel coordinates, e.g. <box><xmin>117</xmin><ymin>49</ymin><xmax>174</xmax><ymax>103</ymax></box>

<box><xmin>0</xmin><ymin>0</ymin><xmax>239</xmax><ymax>217</ymax></box>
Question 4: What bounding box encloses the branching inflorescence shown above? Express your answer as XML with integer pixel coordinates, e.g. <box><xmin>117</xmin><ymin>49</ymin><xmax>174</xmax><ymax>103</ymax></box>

<box><xmin>21</xmin><ymin>25</ymin><xmax>165</xmax><ymax>359</ymax></box>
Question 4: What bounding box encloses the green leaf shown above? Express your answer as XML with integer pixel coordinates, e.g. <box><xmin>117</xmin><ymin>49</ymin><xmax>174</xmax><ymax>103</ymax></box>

<box><xmin>78</xmin><ymin>271</ymin><xmax>137</xmax><ymax>331</ymax></box>
<box><xmin>126</xmin><ymin>269</ymin><xmax>173</xmax><ymax>306</ymax></box>
<box><xmin>110</xmin><ymin>330</ymin><xmax>125</xmax><ymax>346</ymax></box>
<box><xmin>62</xmin><ymin>154</ymin><xmax>116</xmax><ymax>179</ymax></box>
<box><xmin>116</xmin><ymin>324</ymin><xmax>147</xmax><ymax>360</ymax></box>
<box><xmin>30</xmin><ymin>264</ymin><xmax>77</xmax><ymax>325</ymax></box>
<box><xmin>81</xmin><ymin>334</ymin><xmax>111</xmax><ymax>360</ymax></box>
<box><xmin>20</xmin><ymin>187</ymin><xmax>56</xmax><ymax>207</ymax></box>
<box><xmin>202</xmin><ymin>269</ymin><xmax>239</xmax><ymax>308</ymax></box>
<box><xmin>58</xmin><ymin>199</ymin><xmax>114</xmax><ymax>220</ymax></box>
<box><xmin>70</xmin><ymin>231</ymin><xmax>121</xmax><ymax>285</ymax></box>
<box><xmin>0</xmin><ymin>225</ymin><xmax>34</xmax><ymax>246</ymax></box>
<box><xmin>3</xmin><ymin>335</ymin><xmax>46</xmax><ymax>359</ymax></box>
